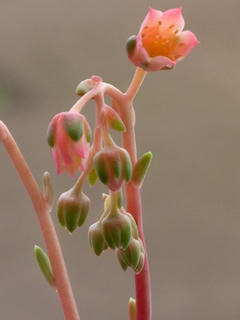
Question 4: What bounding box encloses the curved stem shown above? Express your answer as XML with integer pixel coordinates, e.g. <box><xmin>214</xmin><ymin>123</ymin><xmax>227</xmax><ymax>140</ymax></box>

<box><xmin>125</xmin><ymin>67</ymin><xmax>147</xmax><ymax>101</ymax></box>
<box><xmin>0</xmin><ymin>121</ymin><xmax>80</xmax><ymax>320</ymax></box>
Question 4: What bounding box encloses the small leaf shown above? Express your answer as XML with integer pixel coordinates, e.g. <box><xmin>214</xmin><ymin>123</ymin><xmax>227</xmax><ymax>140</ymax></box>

<box><xmin>132</xmin><ymin>152</ymin><xmax>152</xmax><ymax>188</ymax></box>
<box><xmin>34</xmin><ymin>245</ymin><xmax>54</xmax><ymax>287</ymax></box>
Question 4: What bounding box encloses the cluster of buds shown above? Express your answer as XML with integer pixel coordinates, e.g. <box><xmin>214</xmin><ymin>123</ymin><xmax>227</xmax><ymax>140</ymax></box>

<box><xmin>88</xmin><ymin>191</ymin><xmax>145</xmax><ymax>274</ymax></box>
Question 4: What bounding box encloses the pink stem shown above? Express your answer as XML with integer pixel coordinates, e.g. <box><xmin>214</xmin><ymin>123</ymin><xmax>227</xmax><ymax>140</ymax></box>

<box><xmin>104</xmin><ymin>68</ymin><xmax>151</xmax><ymax>320</ymax></box>
<box><xmin>0</xmin><ymin>121</ymin><xmax>80</xmax><ymax>320</ymax></box>
<box><xmin>121</xmin><ymin>102</ymin><xmax>151</xmax><ymax>320</ymax></box>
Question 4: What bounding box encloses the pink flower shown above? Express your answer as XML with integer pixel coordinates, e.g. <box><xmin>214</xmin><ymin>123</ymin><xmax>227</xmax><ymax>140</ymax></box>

<box><xmin>126</xmin><ymin>8</ymin><xmax>199</xmax><ymax>71</ymax></box>
<box><xmin>47</xmin><ymin>111</ymin><xmax>91</xmax><ymax>176</ymax></box>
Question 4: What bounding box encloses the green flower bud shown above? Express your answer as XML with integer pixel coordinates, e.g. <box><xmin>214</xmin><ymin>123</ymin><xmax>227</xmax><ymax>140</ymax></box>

<box><xmin>118</xmin><ymin>238</ymin><xmax>141</xmax><ymax>269</ymax></box>
<box><xmin>57</xmin><ymin>188</ymin><xmax>90</xmax><ymax>232</ymax></box>
<box><xmin>132</xmin><ymin>152</ymin><xmax>152</xmax><ymax>188</ymax></box>
<box><xmin>102</xmin><ymin>210</ymin><xmax>132</xmax><ymax>249</ymax></box>
<box><xmin>88</xmin><ymin>221</ymin><xmax>108</xmax><ymax>256</ymax></box>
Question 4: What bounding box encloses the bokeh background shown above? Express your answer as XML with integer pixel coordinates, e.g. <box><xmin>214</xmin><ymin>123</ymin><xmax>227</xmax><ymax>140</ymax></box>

<box><xmin>0</xmin><ymin>0</ymin><xmax>239</xmax><ymax>319</ymax></box>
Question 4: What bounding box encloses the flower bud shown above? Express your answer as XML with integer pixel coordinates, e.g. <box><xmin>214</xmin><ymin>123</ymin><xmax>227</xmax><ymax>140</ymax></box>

<box><xmin>88</xmin><ymin>221</ymin><xmax>108</xmax><ymax>256</ymax></box>
<box><xmin>94</xmin><ymin>146</ymin><xmax>132</xmax><ymax>191</ymax></box>
<box><xmin>128</xmin><ymin>297</ymin><xmax>136</xmax><ymax>320</ymax></box>
<box><xmin>124</xmin><ymin>211</ymin><xmax>139</xmax><ymax>240</ymax></box>
<box><xmin>117</xmin><ymin>238</ymin><xmax>141</xmax><ymax>269</ymax></box>
<box><xmin>101</xmin><ymin>105</ymin><xmax>126</xmax><ymax>132</ymax></box>
<box><xmin>102</xmin><ymin>210</ymin><xmax>132</xmax><ymax>249</ymax></box>
<box><xmin>57</xmin><ymin>188</ymin><xmax>90</xmax><ymax>232</ymax></box>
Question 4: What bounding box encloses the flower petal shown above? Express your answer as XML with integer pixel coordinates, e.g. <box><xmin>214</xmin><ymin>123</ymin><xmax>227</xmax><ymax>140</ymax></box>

<box><xmin>173</xmin><ymin>30</ymin><xmax>199</xmax><ymax>61</ymax></box>
<box><xmin>161</xmin><ymin>8</ymin><xmax>185</xmax><ymax>34</ymax></box>
<box><xmin>139</xmin><ymin>7</ymin><xmax>163</xmax><ymax>33</ymax></box>
<box><xmin>148</xmin><ymin>56</ymin><xmax>176</xmax><ymax>71</ymax></box>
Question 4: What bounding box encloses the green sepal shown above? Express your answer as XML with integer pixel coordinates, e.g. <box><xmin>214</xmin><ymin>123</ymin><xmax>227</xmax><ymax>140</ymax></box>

<box><xmin>63</xmin><ymin>118</ymin><xmax>83</xmax><ymax>142</ymax></box>
<box><xmin>57</xmin><ymin>205</ymin><xmax>65</xmax><ymax>227</ymax></box>
<box><xmin>88</xmin><ymin>167</ymin><xmax>98</xmax><ymax>186</ymax></box>
<box><xmin>64</xmin><ymin>203</ymin><xmax>80</xmax><ymax>232</ymax></box>
<box><xmin>116</xmin><ymin>249</ymin><xmax>128</xmax><ymax>271</ymax></box>
<box><xmin>94</xmin><ymin>155</ymin><xmax>108</xmax><ymax>185</ymax></box>
<box><xmin>132</xmin><ymin>152</ymin><xmax>152</xmax><ymax>188</ymax></box>
<box><xmin>134</xmin><ymin>253</ymin><xmax>144</xmax><ymax>274</ymax></box>
<box><xmin>34</xmin><ymin>245</ymin><xmax>54</xmax><ymax>287</ymax></box>
<box><xmin>112</xmin><ymin>157</ymin><xmax>121</xmax><ymax>179</ymax></box>
<box><xmin>46</xmin><ymin>121</ymin><xmax>55</xmax><ymax>147</ymax></box>
<box><xmin>126</xmin><ymin>35</ymin><xmax>137</xmax><ymax>56</ymax></box>
<box><xmin>109</xmin><ymin>119</ymin><xmax>126</xmax><ymax>132</ymax></box>
<box><xmin>123</xmin><ymin>151</ymin><xmax>132</xmax><ymax>183</ymax></box>
<box><xmin>77</xmin><ymin>202</ymin><xmax>89</xmax><ymax>227</ymax></box>
<box><xmin>84</xmin><ymin>120</ymin><xmax>92</xmax><ymax>143</ymax></box>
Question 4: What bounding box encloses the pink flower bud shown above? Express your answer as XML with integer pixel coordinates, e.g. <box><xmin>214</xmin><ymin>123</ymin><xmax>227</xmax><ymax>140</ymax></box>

<box><xmin>126</xmin><ymin>7</ymin><xmax>199</xmax><ymax>71</ymax></box>
<box><xmin>94</xmin><ymin>146</ymin><xmax>132</xmax><ymax>191</ymax></box>
<box><xmin>47</xmin><ymin>111</ymin><xmax>91</xmax><ymax>176</ymax></box>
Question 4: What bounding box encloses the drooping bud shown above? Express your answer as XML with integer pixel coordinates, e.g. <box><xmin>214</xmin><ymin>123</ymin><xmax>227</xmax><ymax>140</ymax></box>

<box><xmin>34</xmin><ymin>245</ymin><xmax>54</xmax><ymax>287</ymax></box>
<box><xmin>102</xmin><ymin>105</ymin><xmax>126</xmax><ymax>132</ymax></box>
<box><xmin>132</xmin><ymin>152</ymin><xmax>152</xmax><ymax>188</ymax></box>
<box><xmin>57</xmin><ymin>188</ymin><xmax>90</xmax><ymax>232</ymax></box>
<box><xmin>94</xmin><ymin>146</ymin><xmax>132</xmax><ymax>191</ymax></box>
<box><xmin>42</xmin><ymin>171</ymin><xmax>54</xmax><ymax>210</ymax></box>
<box><xmin>47</xmin><ymin>111</ymin><xmax>91</xmax><ymax>176</ymax></box>
<box><xmin>102</xmin><ymin>209</ymin><xmax>132</xmax><ymax>249</ymax></box>
<box><xmin>75</xmin><ymin>76</ymin><xmax>102</xmax><ymax>97</ymax></box>
<box><xmin>88</xmin><ymin>221</ymin><xmax>108</xmax><ymax>256</ymax></box>
<box><xmin>128</xmin><ymin>297</ymin><xmax>136</xmax><ymax>320</ymax></box>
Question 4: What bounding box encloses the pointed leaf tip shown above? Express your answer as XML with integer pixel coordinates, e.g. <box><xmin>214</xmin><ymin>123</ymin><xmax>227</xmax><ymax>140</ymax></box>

<box><xmin>34</xmin><ymin>245</ymin><xmax>54</xmax><ymax>287</ymax></box>
<box><xmin>132</xmin><ymin>152</ymin><xmax>152</xmax><ymax>188</ymax></box>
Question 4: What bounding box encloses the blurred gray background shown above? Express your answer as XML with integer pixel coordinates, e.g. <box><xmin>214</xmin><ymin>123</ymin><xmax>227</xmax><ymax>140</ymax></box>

<box><xmin>0</xmin><ymin>0</ymin><xmax>239</xmax><ymax>319</ymax></box>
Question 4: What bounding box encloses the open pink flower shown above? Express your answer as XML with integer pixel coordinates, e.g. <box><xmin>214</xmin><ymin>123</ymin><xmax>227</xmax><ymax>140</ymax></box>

<box><xmin>47</xmin><ymin>111</ymin><xmax>91</xmax><ymax>176</ymax></box>
<box><xmin>126</xmin><ymin>7</ymin><xmax>199</xmax><ymax>71</ymax></box>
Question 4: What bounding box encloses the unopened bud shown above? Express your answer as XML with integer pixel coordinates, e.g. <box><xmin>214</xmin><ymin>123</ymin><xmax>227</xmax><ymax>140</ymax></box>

<box><xmin>132</xmin><ymin>152</ymin><xmax>152</xmax><ymax>188</ymax></box>
<box><xmin>128</xmin><ymin>297</ymin><xmax>136</xmax><ymax>320</ymax></box>
<box><xmin>94</xmin><ymin>146</ymin><xmax>132</xmax><ymax>191</ymax></box>
<box><xmin>102</xmin><ymin>105</ymin><xmax>126</xmax><ymax>132</ymax></box>
<box><xmin>57</xmin><ymin>188</ymin><xmax>90</xmax><ymax>232</ymax></box>
<box><xmin>102</xmin><ymin>210</ymin><xmax>132</xmax><ymax>249</ymax></box>
<box><xmin>76</xmin><ymin>79</ymin><xmax>95</xmax><ymax>97</ymax></box>
<box><xmin>89</xmin><ymin>221</ymin><xmax>108</xmax><ymax>256</ymax></box>
<box><xmin>118</xmin><ymin>238</ymin><xmax>141</xmax><ymax>269</ymax></box>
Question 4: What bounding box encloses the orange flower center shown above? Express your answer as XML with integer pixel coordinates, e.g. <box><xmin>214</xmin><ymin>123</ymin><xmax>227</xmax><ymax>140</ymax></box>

<box><xmin>141</xmin><ymin>21</ymin><xmax>182</xmax><ymax>60</ymax></box>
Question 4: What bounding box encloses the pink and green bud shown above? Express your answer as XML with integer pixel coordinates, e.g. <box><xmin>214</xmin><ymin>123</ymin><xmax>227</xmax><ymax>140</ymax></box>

<box><xmin>57</xmin><ymin>188</ymin><xmax>90</xmax><ymax>232</ymax></box>
<box><xmin>76</xmin><ymin>76</ymin><xmax>102</xmax><ymax>97</ymax></box>
<box><xmin>47</xmin><ymin>111</ymin><xmax>91</xmax><ymax>176</ymax></box>
<box><xmin>101</xmin><ymin>105</ymin><xmax>126</xmax><ymax>132</ymax></box>
<box><xmin>34</xmin><ymin>245</ymin><xmax>54</xmax><ymax>287</ymax></box>
<box><xmin>132</xmin><ymin>152</ymin><xmax>152</xmax><ymax>188</ymax></box>
<box><xmin>88</xmin><ymin>221</ymin><xmax>108</xmax><ymax>256</ymax></box>
<box><xmin>127</xmin><ymin>7</ymin><xmax>199</xmax><ymax>71</ymax></box>
<box><xmin>94</xmin><ymin>146</ymin><xmax>132</xmax><ymax>191</ymax></box>
<box><xmin>102</xmin><ymin>210</ymin><xmax>132</xmax><ymax>249</ymax></box>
